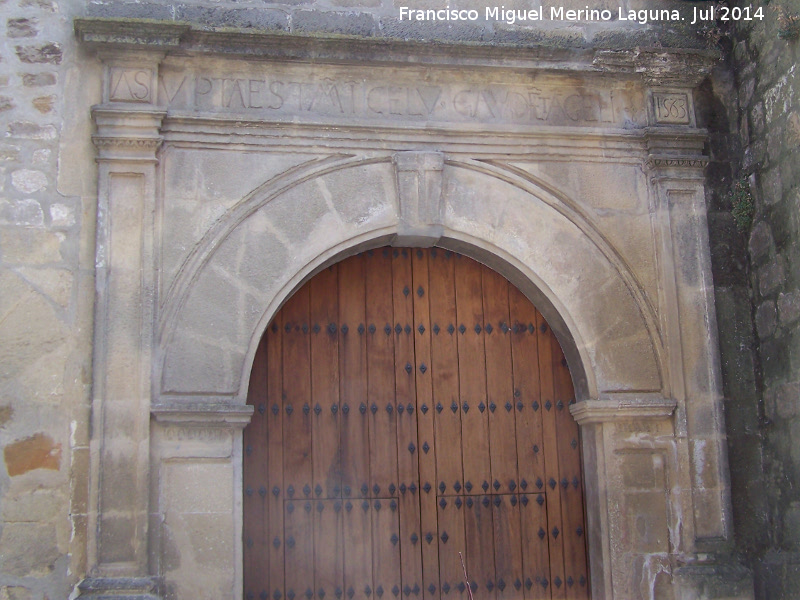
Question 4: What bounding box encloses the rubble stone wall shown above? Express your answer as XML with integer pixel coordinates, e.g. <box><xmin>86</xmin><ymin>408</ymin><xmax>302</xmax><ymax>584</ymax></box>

<box><xmin>708</xmin><ymin>0</ymin><xmax>800</xmax><ymax>596</ymax></box>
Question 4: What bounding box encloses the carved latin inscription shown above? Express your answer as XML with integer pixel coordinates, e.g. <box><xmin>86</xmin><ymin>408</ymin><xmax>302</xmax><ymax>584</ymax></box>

<box><xmin>157</xmin><ymin>68</ymin><xmax>644</xmax><ymax>127</ymax></box>
<box><xmin>652</xmin><ymin>92</ymin><xmax>691</xmax><ymax>125</ymax></box>
<box><xmin>109</xmin><ymin>67</ymin><xmax>153</xmax><ymax>103</ymax></box>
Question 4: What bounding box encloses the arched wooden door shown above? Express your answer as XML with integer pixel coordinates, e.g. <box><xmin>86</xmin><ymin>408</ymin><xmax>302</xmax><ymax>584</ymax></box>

<box><xmin>244</xmin><ymin>248</ymin><xmax>589</xmax><ymax>600</ymax></box>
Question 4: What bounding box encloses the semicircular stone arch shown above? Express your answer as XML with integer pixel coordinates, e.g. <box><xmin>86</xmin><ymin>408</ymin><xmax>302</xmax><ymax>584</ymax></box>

<box><xmin>158</xmin><ymin>152</ymin><xmax>663</xmax><ymax>403</ymax></box>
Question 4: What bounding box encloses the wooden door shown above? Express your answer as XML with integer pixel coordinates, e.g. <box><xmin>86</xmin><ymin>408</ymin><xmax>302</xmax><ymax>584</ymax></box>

<box><xmin>244</xmin><ymin>248</ymin><xmax>589</xmax><ymax>600</ymax></box>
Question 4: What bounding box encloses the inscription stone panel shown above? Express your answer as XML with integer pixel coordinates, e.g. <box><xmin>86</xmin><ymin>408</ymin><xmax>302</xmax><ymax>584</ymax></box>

<box><xmin>157</xmin><ymin>62</ymin><xmax>647</xmax><ymax>128</ymax></box>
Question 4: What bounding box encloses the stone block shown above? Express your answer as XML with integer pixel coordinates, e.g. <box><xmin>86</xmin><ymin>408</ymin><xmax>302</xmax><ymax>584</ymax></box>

<box><xmin>0</xmin><ymin>228</ymin><xmax>62</xmax><ymax>263</ymax></box>
<box><xmin>0</xmin><ymin>96</ymin><xmax>12</xmax><ymax>112</ymax></box>
<box><xmin>330</xmin><ymin>0</ymin><xmax>380</xmax><ymax>7</ymax></box>
<box><xmin>15</xmin><ymin>267</ymin><xmax>74</xmax><ymax>308</ymax></box>
<box><xmin>6</xmin><ymin>17</ymin><xmax>38</xmax><ymax>38</ymax></box>
<box><xmin>748</xmin><ymin>220</ymin><xmax>773</xmax><ymax>263</ymax></box>
<box><xmin>760</xmin><ymin>166</ymin><xmax>782</xmax><ymax>206</ymax></box>
<box><xmin>7</xmin><ymin>121</ymin><xmax>57</xmax><ymax>139</ymax></box>
<box><xmin>0</xmin><ymin>523</ymin><xmax>60</xmax><ymax>576</ymax></box>
<box><xmin>293</xmin><ymin>10</ymin><xmax>376</xmax><ymax>36</ymax></box>
<box><xmin>0</xmin><ymin>404</ymin><xmax>12</xmax><ymax>427</ymax></box>
<box><xmin>15</xmin><ymin>43</ymin><xmax>62</xmax><ymax>65</ymax></box>
<box><xmin>3</xmin><ymin>432</ymin><xmax>61</xmax><ymax>476</ymax></box>
<box><xmin>99</xmin><ymin>515</ymin><xmax>136</xmax><ymax>564</ymax></box>
<box><xmin>1</xmin><ymin>487</ymin><xmax>65</xmax><ymax>521</ymax></box>
<box><xmin>379</xmin><ymin>17</ymin><xmax>493</xmax><ymax>43</ymax></box>
<box><xmin>755</xmin><ymin>300</ymin><xmax>777</xmax><ymax>338</ymax></box>
<box><xmin>625</xmin><ymin>491</ymin><xmax>669</xmax><ymax>553</ymax></box>
<box><xmin>0</xmin><ymin>587</ymin><xmax>33</xmax><ymax>600</ymax></box>
<box><xmin>165</xmin><ymin>461</ymin><xmax>233</xmax><ymax>514</ymax></box>
<box><xmin>778</xmin><ymin>289</ymin><xmax>800</xmax><ymax>325</ymax></box>
<box><xmin>173</xmin><ymin>6</ymin><xmax>289</xmax><ymax>31</ymax></box>
<box><xmin>11</xmin><ymin>169</ymin><xmax>47</xmax><ymax>194</ymax></box>
<box><xmin>32</xmin><ymin>95</ymin><xmax>55</xmax><ymax>114</ymax></box>
<box><xmin>21</xmin><ymin>72</ymin><xmax>56</xmax><ymax>87</ymax></box>
<box><xmin>758</xmin><ymin>256</ymin><xmax>785</xmax><ymax>297</ymax></box>
<box><xmin>0</xmin><ymin>199</ymin><xmax>44</xmax><ymax>227</ymax></box>
<box><xmin>20</xmin><ymin>0</ymin><xmax>57</xmax><ymax>10</ymax></box>
<box><xmin>765</xmin><ymin>381</ymin><xmax>800</xmax><ymax>421</ymax></box>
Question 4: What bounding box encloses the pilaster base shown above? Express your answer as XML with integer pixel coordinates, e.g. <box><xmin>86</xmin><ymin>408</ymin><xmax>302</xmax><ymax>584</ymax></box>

<box><xmin>76</xmin><ymin>577</ymin><xmax>160</xmax><ymax>599</ymax></box>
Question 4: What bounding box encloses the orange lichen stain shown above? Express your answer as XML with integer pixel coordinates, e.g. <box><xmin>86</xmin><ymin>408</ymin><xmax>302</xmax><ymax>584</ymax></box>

<box><xmin>3</xmin><ymin>432</ymin><xmax>61</xmax><ymax>476</ymax></box>
<box><xmin>0</xmin><ymin>405</ymin><xmax>12</xmax><ymax>427</ymax></box>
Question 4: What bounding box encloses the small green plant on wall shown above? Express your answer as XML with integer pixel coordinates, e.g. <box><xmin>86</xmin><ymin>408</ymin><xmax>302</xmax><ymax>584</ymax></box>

<box><xmin>730</xmin><ymin>177</ymin><xmax>755</xmax><ymax>232</ymax></box>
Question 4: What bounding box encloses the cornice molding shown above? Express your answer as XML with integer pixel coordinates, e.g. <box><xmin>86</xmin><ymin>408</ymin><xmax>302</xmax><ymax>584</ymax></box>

<box><xmin>645</xmin><ymin>156</ymin><xmax>709</xmax><ymax>170</ymax></box>
<box><xmin>92</xmin><ymin>136</ymin><xmax>163</xmax><ymax>150</ymax></box>
<box><xmin>74</xmin><ymin>18</ymin><xmax>718</xmax><ymax>86</ymax></box>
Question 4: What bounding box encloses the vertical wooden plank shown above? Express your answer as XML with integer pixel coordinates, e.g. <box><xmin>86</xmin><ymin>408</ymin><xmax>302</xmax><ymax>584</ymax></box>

<box><xmin>244</xmin><ymin>336</ymin><xmax>270</xmax><ymax>600</ymax></box>
<box><xmin>285</xmin><ymin>499</ymin><xmax>315</xmax><ymax>600</ymax></box>
<box><xmin>310</xmin><ymin>266</ymin><xmax>344</xmax><ymax>600</ymax></box>
<box><xmin>339</xmin><ymin>254</ymin><xmax>370</xmax><ymax>500</ymax></box>
<box><xmin>343</xmin><ymin>498</ymin><xmax>374</xmax><ymax>600</ymax></box>
<box><xmin>520</xmin><ymin>492</ymin><xmax>552</xmax><ymax>600</ymax></box>
<box><xmin>508</xmin><ymin>289</ymin><xmax>549</xmax><ymax>600</ymax></box>
<box><xmin>508</xmin><ymin>287</ymin><xmax>546</xmax><ymax>502</ymax></box>
<box><xmin>267</xmin><ymin>316</ymin><xmax>285</xmax><ymax>600</ymax></box>
<box><xmin>491</xmin><ymin>494</ymin><xmax>524</xmax><ymax>600</ymax></box>
<box><xmin>395</xmin><ymin>248</ymin><xmax>424</xmax><ymax>599</ymax></box>
<box><xmin>283</xmin><ymin>287</ymin><xmax>313</xmax><ymax>502</ymax></box>
<box><xmin>314</xmin><ymin>499</ymin><xmax>344</xmax><ymax>600</ymax></box>
<box><xmin>483</xmin><ymin>267</ymin><xmax>519</xmax><ymax>495</ymax></box>
<box><xmin>372</xmin><ymin>497</ymin><xmax>402</xmax><ymax>600</ymax></box>
<box><xmin>366</xmin><ymin>248</ymin><xmax>399</xmax><ymax>499</ymax></box>
<box><xmin>427</xmin><ymin>248</ymin><xmax>466</xmax><ymax>600</ymax></box>
<box><xmin>437</xmin><ymin>495</ymin><xmax>468</xmax><ymax>600</ymax></box>
<box><xmin>310</xmin><ymin>266</ymin><xmax>342</xmax><ymax>500</ymax></box>
<box><xmin>339</xmin><ymin>254</ymin><xmax>373</xmax><ymax>600</ymax></box>
<box><xmin>463</xmin><ymin>494</ymin><xmax>496</xmax><ymax>600</ymax></box>
<box><xmin>536</xmin><ymin>312</ymin><xmax>565</xmax><ymax>600</ymax></box>
<box><xmin>454</xmin><ymin>256</ymin><xmax>491</xmax><ymax>499</ymax></box>
<box><xmin>410</xmin><ymin>248</ymin><xmax>438</xmax><ymax>600</ymax></box>
<box><xmin>365</xmin><ymin>248</ymin><xmax>401</xmax><ymax>599</ymax></box>
<box><xmin>551</xmin><ymin>340</ymin><xmax>588</xmax><ymax>600</ymax></box>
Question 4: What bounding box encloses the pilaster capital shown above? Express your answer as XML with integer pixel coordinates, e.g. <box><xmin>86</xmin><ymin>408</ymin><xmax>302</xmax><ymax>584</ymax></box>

<box><xmin>570</xmin><ymin>394</ymin><xmax>677</xmax><ymax>426</ymax></box>
<box><xmin>151</xmin><ymin>400</ymin><xmax>254</xmax><ymax>429</ymax></box>
<box><xmin>92</xmin><ymin>106</ymin><xmax>166</xmax><ymax>162</ymax></box>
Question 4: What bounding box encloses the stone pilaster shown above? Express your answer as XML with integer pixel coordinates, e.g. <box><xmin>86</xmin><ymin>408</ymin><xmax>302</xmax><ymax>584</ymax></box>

<box><xmin>82</xmin><ymin>49</ymin><xmax>165</xmax><ymax>598</ymax></box>
<box><xmin>571</xmin><ymin>395</ymin><xmax>677</xmax><ymax>599</ymax></box>
<box><xmin>150</xmin><ymin>402</ymin><xmax>253</xmax><ymax>600</ymax></box>
<box><xmin>644</xmin><ymin>121</ymin><xmax>753</xmax><ymax>597</ymax></box>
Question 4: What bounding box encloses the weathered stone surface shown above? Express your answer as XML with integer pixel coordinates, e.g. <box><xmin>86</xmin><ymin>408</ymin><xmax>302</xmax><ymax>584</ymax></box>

<box><xmin>7</xmin><ymin>121</ymin><xmax>57</xmax><ymax>139</ymax></box>
<box><xmin>32</xmin><ymin>95</ymin><xmax>55</xmax><ymax>113</ymax></box>
<box><xmin>0</xmin><ymin>229</ymin><xmax>62</xmax><ymax>263</ymax></box>
<box><xmin>10</xmin><ymin>169</ymin><xmax>47</xmax><ymax>194</ymax></box>
<box><xmin>0</xmin><ymin>199</ymin><xmax>44</xmax><ymax>227</ymax></box>
<box><xmin>756</xmin><ymin>301</ymin><xmax>777</xmax><ymax>338</ymax></box>
<box><xmin>294</xmin><ymin>10</ymin><xmax>376</xmax><ymax>35</ymax></box>
<box><xmin>15</xmin><ymin>42</ymin><xmax>62</xmax><ymax>64</ymax></box>
<box><xmin>765</xmin><ymin>381</ymin><xmax>800</xmax><ymax>421</ymax></box>
<box><xmin>778</xmin><ymin>289</ymin><xmax>800</xmax><ymax>326</ymax></box>
<box><xmin>759</xmin><ymin>257</ymin><xmax>785</xmax><ymax>297</ymax></box>
<box><xmin>7</xmin><ymin>17</ymin><xmax>38</xmax><ymax>38</ymax></box>
<box><xmin>21</xmin><ymin>72</ymin><xmax>56</xmax><ymax>87</ymax></box>
<box><xmin>749</xmin><ymin>220</ymin><xmax>774</xmax><ymax>262</ymax></box>
<box><xmin>3</xmin><ymin>432</ymin><xmax>62</xmax><ymax>476</ymax></box>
